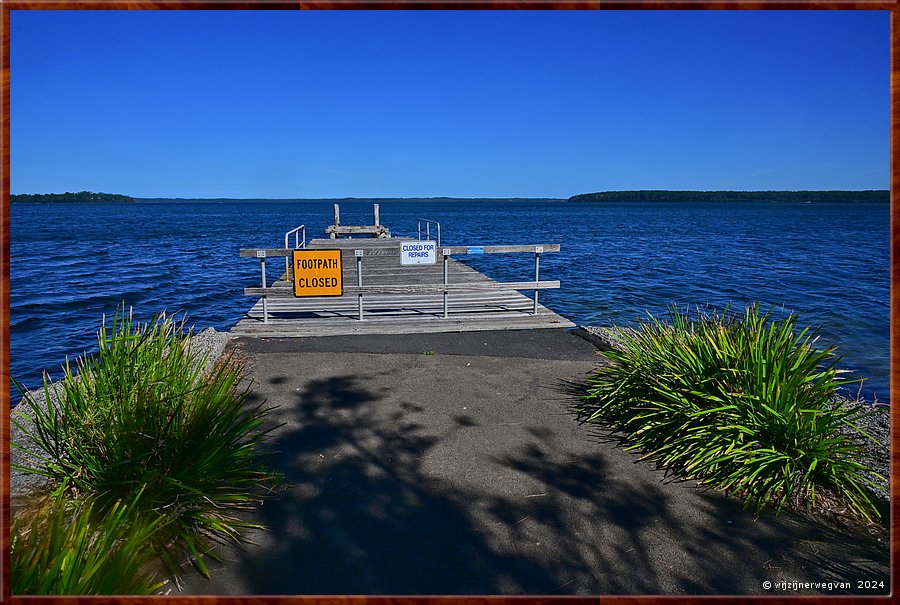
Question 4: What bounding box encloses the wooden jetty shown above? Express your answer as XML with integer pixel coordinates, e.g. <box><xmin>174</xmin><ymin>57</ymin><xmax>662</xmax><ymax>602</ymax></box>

<box><xmin>231</xmin><ymin>206</ymin><xmax>575</xmax><ymax>337</ymax></box>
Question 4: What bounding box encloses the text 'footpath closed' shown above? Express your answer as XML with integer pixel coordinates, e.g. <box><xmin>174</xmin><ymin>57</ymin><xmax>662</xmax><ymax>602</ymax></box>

<box><xmin>292</xmin><ymin>249</ymin><xmax>343</xmax><ymax>297</ymax></box>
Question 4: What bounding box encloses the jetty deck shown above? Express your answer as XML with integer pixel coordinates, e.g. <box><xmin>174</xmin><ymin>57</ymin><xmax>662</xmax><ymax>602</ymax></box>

<box><xmin>231</xmin><ymin>237</ymin><xmax>574</xmax><ymax>337</ymax></box>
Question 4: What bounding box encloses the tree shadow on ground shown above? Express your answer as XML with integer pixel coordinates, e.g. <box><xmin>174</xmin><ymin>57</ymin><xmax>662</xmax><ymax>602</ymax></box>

<box><xmin>546</xmin><ymin>376</ymin><xmax>889</xmax><ymax>595</ymax></box>
<box><xmin>186</xmin><ymin>363</ymin><xmax>888</xmax><ymax>595</ymax></box>
<box><xmin>229</xmin><ymin>371</ymin><xmax>569</xmax><ymax>594</ymax></box>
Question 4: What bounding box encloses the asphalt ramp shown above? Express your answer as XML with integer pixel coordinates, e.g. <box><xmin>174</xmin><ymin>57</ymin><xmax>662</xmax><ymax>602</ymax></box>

<box><xmin>178</xmin><ymin>329</ymin><xmax>889</xmax><ymax>595</ymax></box>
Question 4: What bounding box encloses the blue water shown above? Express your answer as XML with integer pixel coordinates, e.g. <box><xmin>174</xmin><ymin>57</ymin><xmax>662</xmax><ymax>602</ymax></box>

<box><xmin>9</xmin><ymin>199</ymin><xmax>890</xmax><ymax>403</ymax></box>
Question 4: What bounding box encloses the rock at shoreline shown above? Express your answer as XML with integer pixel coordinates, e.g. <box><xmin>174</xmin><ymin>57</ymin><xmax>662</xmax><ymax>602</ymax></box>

<box><xmin>575</xmin><ymin>325</ymin><xmax>636</xmax><ymax>351</ymax></box>
<box><xmin>838</xmin><ymin>402</ymin><xmax>890</xmax><ymax>502</ymax></box>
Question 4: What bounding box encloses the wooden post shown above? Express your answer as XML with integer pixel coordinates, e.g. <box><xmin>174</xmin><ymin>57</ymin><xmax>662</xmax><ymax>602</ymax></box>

<box><xmin>331</xmin><ymin>204</ymin><xmax>341</xmax><ymax>239</ymax></box>
<box><xmin>373</xmin><ymin>203</ymin><xmax>380</xmax><ymax>226</ymax></box>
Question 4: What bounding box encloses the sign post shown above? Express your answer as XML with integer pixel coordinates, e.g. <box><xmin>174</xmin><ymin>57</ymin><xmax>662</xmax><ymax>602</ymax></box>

<box><xmin>442</xmin><ymin>248</ymin><xmax>451</xmax><ymax>318</ymax></box>
<box><xmin>258</xmin><ymin>250</ymin><xmax>268</xmax><ymax>323</ymax></box>
<box><xmin>355</xmin><ymin>249</ymin><xmax>364</xmax><ymax>320</ymax></box>
<box><xmin>292</xmin><ymin>249</ymin><xmax>343</xmax><ymax>297</ymax></box>
<box><xmin>533</xmin><ymin>246</ymin><xmax>543</xmax><ymax>314</ymax></box>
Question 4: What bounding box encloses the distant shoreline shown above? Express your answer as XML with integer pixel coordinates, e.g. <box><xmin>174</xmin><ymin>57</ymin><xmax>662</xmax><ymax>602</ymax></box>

<box><xmin>568</xmin><ymin>190</ymin><xmax>889</xmax><ymax>203</ymax></box>
<box><xmin>11</xmin><ymin>191</ymin><xmax>135</xmax><ymax>204</ymax></box>
<box><xmin>11</xmin><ymin>190</ymin><xmax>890</xmax><ymax>204</ymax></box>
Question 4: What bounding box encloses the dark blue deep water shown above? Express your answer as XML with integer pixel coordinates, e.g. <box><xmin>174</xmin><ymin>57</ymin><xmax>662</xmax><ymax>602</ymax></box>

<box><xmin>9</xmin><ymin>199</ymin><xmax>890</xmax><ymax>403</ymax></box>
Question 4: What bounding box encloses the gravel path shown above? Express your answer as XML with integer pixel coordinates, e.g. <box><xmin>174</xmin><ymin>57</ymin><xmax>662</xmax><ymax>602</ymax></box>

<box><xmin>10</xmin><ymin>328</ymin><xmax>232</xmax><ymax>498</ymax></box>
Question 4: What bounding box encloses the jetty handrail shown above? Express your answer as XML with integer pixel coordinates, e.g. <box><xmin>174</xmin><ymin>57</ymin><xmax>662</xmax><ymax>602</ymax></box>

<box><xmin>244</xmin><ymin>281</ymin><xmax>560</xmax><ymax>296</ymax></box>
<box><xmin>239</xmin><ymin>244</ymin><xmax>560</xmax><ymax>258</ymax></box>
<box><xmin>283</xmin><ymin>225</ymin><xmax>307</xmax><ymax>276</ymax></box>
<box><xmin>417</xmin><ymin>219</ymin><xmax>441</xmax><ymax>247</ymax></box>
<box><xmin>242</xmin><ymin>242</ymin><xmax>559</xmax><ymax>323</ymax></box>
<box><xmin>284</xmin><ymin>225</ymin><xmax>307</xmax><ymax>249</ymax></box>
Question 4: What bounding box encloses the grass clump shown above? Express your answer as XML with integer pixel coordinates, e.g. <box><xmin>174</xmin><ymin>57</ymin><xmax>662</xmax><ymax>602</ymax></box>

<box><xmin>577</xmin><ymin>304</ymin><xmax>882</xmax><ymax>521</ymax></box>
<box><xmin>13</xmin><ymin>306</ymin><xmax>280</xmax><ymax>581</ymax></box>
<box><xmin>11</xmin><ymin>489</ymin><xmax>166</xmax><ymax>595</ymax></box>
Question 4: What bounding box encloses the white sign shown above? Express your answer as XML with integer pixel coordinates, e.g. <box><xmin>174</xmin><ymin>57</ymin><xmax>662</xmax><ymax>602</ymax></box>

<box><xmin>400</xmin><ymin>240</ymin><xmax>437</xmax><ymax>265</ymax></box>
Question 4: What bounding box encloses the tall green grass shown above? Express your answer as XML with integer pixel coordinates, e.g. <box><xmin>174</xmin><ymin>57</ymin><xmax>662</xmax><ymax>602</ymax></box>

<box><xmin>11</xmin><ymin>489</ymin><xmax>166</xmax><ymax>595</ymax></box>
<box><xmin>13</xmin><ymin>307</ymin><xmax>280</xmax><ymax>578</ymax></box>
<box><xmin>577</xmin><ymin>304</ymin><xmax>882</xmax><ymax>520</ymax></box>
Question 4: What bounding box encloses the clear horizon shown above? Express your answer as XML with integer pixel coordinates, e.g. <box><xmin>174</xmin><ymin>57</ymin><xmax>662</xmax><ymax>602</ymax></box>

<box><xmin>12</xmin><ymin>10</ymin><xmax>889</xmax><ymax>198</ymax></box>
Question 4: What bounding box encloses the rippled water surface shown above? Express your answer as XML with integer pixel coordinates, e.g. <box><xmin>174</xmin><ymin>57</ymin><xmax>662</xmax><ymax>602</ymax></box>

<box><xmin>10</xmin><ymin>199</ymin><xmax>890</xmax><ymax>402</ymax></box>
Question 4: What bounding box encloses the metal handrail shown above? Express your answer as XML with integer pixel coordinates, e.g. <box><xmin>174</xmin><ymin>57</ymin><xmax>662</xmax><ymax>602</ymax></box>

<box><xmin>242</xmin><ymin>241</ymin><xmax>555</xmax><ymax>323</ymax></box>
<box><xmin>284</xmin><ymin>225</ymin><xmax>307</xmax><ymax>276</ymax></box>
<box><xmin>417</xmin><ymin>219</ymin><xmax>441</xmax><ymax>247</ymax></box>
<box><xmin>285</xmin><ymin>225</ymin><xmax>307</xmax><ymax>249</ymax></box>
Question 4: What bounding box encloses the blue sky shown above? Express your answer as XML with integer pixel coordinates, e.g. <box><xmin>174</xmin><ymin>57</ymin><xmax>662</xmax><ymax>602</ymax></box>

<box><xmin>11</xmin><ymin>10</ymin><xmax>889</xmax><ymax>198</ymax></box>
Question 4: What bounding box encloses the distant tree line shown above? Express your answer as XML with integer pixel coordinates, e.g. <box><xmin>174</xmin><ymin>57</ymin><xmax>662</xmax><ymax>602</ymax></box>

<box><xmin>11</xmin><ymin>191</ymin><xmax>135</xmax><ymax>203</ymax></box>
<box><xmin>568</xmin><ymin>190</ymin><xmax>889</xmax><ymax>203</ymax></box>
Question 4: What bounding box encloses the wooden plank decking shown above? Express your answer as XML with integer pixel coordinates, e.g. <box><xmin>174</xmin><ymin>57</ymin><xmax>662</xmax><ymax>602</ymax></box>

<box><xmin>231</xmin><ymin>237</ymin><xmax>575</xmax><ymax>337</ymax></box>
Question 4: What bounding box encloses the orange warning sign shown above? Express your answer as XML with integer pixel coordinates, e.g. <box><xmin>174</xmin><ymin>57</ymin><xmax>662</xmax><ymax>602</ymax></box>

<box><xmin>292</xmin><ymin>249</ymin><xmax>343</xmax><ymax>297</ymax></box>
